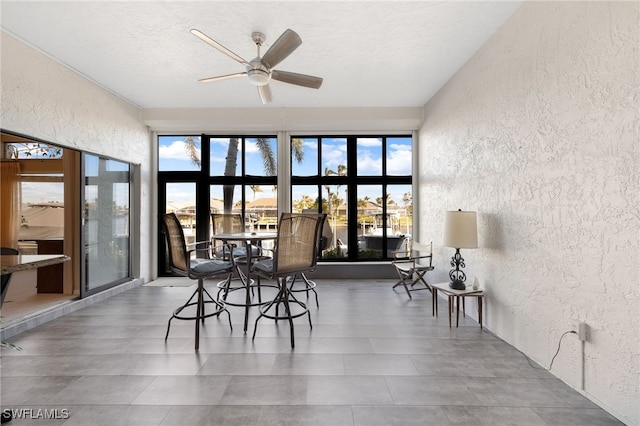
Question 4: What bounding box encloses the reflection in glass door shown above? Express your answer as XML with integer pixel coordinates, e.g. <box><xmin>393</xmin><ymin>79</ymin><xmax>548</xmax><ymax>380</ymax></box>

<box><xmin>82</xmin><ymin>153</ymin><xmax>131</xmax><ymax>296</ymax></box>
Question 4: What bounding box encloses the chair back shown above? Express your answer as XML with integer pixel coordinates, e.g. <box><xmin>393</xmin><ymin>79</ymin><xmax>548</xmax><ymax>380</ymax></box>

<box><xmin>211</xmin><ymin>213</ymin><xmax>248</xmax><ymax>259</ymax></box>
<box><xmin>302</xmin><ymin>209</ymin><xmax>332</xmax><ymax>251</ymax></box>
<box><xmin>1</xmin><ymin>247</ymin><xmax>19</xmax><ymax>255</ymax></box>
<box><xmin>159</xmin><ymin>213</ymin><xmax>188</xmax><ymax>274</ymax></box>
<box><xmin>412</xmin><ymin>240</ymin><xmax>433</xmax><ymax>267</ymax></box>
<box><xmin>211</xmin><ymin>213</ymin><xmax>244</xmax><ymax>234</ymax></box>
<box><xmin>392</xmin><ymin>235</ymin><xmax>412</xmax><ymax>259</ymax></box>
<box><xmin>273</xmin><ymin>213</ymin><xmax>325</xmax><ymax>275</ymax></box>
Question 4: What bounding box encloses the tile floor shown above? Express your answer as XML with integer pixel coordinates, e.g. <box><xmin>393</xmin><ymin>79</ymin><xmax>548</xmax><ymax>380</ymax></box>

<box><xmin>0</xmin><ymin>278</ymin><xmax>622</xmax><ymax>425</ymax></box>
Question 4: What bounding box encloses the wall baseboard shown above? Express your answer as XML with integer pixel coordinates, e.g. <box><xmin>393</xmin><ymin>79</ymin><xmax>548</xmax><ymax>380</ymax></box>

<box><xmin>308</xmin><ymin>262</ymin><xmax>396</xmax><ymax>279</ymax></box>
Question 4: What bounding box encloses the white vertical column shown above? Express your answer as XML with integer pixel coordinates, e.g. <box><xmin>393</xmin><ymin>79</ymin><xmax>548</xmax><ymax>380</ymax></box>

<box><xmin>277</xmin><ymin>131</ymin><xmax>291</xmax><ymax>218</ymax></box>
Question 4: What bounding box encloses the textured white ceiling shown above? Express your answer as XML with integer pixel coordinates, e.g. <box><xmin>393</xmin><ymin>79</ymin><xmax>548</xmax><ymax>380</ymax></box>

<box><xmin>1</xmin><ymin>1</ymin><xmax>524</xmax><ymax>109</ymax></box>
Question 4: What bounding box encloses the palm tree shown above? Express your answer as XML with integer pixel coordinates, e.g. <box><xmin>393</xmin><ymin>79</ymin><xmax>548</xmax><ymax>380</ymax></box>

<box><xmin>250</xmin><ymin>185</ymin><xmax>263</xmax><ymax>200</ymax></box>
<box><xmin>402</xmin><ymin>191</ymin><xmax>412</xmax><ymax>216</ymax></box>
<box><xmin>324</xmin><ymin>167</ymin><xmax>335</xmax><ymax>217</ymax></box>
<box><xmin>222</xmin><ymin>138</ymin><xmax>240</xmax><ymax>212</ymax></box>
<box><xmin>184</xmin><ymin>136</ymin><xmax>304</xmax><ymax>213</ymax></box>
<box><xmin>183</xmin><ymin>136</ymin><xmax>201</xmax><ymax>168</ymax></box>
<box><xmin>324</xmin><ymin>164</ymin><xmax>347</xmax><ymax>217</ymax></box>
<box><xmin>294</xmin><ymin>194</ymin><xmax>314</xmax><ymax>212</ymax></box>
<box><xmin>376</xmin><ymin>193</ymin><xmax>392</xmax><ymax>206</ymax></box>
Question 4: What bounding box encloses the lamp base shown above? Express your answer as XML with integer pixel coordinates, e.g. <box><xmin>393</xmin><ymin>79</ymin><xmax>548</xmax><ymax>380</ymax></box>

<box><xmin>449</xmin><ymin>279</ymin><xmax>466</xmax><ymax>290</ymax></box>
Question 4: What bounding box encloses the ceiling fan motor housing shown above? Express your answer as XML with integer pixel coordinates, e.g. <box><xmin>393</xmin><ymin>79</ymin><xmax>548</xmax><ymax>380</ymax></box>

<box><xmin>247</xmin><ymin>59</ymin><xmax>271</xmax><ymax>86</ymax></box>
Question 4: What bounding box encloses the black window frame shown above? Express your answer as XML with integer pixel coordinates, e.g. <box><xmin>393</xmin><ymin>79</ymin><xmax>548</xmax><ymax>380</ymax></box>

<box><xmin>157</xmin><ymin>134</ymin><xmax>278</xmax><ymax>275</ymax></box>
<box><xmin>291</xmin><ymin>135</ymin><xmax>412</xmax><ymax>261</ymax></box>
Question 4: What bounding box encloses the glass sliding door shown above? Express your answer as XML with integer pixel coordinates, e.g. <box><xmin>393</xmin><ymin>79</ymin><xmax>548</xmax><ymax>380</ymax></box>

<box><xmin>82</xmin><ymin>153</ymin><xmax>131</xmax><ymax>296</ymax></box>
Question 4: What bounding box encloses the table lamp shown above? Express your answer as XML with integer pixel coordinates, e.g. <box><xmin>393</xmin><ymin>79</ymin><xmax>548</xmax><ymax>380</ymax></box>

<box><xmin>443</xmin><ymin>209</ymin><xmax>478</xmax><ymax>290</ymax></box>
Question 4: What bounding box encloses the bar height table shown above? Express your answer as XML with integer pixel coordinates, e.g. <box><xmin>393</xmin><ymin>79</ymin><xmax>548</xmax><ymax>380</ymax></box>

<box><xmin>212</xmin><ymin>232</ymin><xmax>277</xmax><ymax>332</ymax></box>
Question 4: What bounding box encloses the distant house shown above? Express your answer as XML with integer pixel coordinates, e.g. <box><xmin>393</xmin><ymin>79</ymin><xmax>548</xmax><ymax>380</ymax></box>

<box><xmin>245</xmin><ymin>197</ymin><xmax>278</xmax><ymax>222</ymax></box>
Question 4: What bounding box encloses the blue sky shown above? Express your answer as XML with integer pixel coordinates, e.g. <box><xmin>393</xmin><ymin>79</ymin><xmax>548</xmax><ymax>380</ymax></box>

<box><xmin>159</xmin><ymin>136</ymin><xmax>412</xmax><ymax>206</ymax></box>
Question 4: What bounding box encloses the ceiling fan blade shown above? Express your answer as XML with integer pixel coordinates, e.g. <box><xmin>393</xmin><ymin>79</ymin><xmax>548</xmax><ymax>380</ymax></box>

<box><xmin>190</xmin><ymin>29</ymin><xmax>250</xmax><ymax>66</ymax></box>
<box><xmin>271</xmin><ymin>70</ymin><xmax>323</xmax><ymax>89</ymax></box>
<box><xmin>258</xmin><ymin>85</ymin><xmax>272</xmax><ymax>104</ymax></box>
<box><xmin>198</xmin><ymin>72</ymin><xmax>247</xmax><ymax>83</ymax></box>
<box><xmin>260</xmin><ymin>29</ymin><xmax>302</xmax><ymax>69</ymax></box>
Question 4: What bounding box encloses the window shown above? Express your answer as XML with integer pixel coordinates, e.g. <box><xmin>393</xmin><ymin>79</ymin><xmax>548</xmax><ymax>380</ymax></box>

<box><xmin>82</xmin><ymin>154</ymin><xmax>132</xmax><ymax>295</ymax></box>
<box><xmin>291</xmin><ymin>135</ymin><xmax>412</xmax><ymax>261</ymax></box>
<box><xmin>4</xmin><ymin>142</ymin><xmax>65</xmax><ymax>241</ymax></box>
<box><xmin>157</xmin><ymin>133</ymin><xmax>412</xmax><ymax>273</ymax></box>
<box><xmin>158</xmin><ymin>136</ymin><xmax>201</xmax><ymax>171</ymax></box>
<box><xmin>158</xmin><ymin>135</ymin><xmax>278</xmax><ymax>275</ymax></box>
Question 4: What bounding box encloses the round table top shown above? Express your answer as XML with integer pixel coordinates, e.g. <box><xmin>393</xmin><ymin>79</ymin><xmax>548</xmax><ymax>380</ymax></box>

<box><xmin>213</xmin><ymin>232</ymin><xmax>278</xmax><ymax>241</ymax></box>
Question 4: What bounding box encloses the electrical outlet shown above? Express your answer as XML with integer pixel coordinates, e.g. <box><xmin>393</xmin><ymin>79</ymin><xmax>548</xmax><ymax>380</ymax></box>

<box><xmin>571</xmin><ymin>320</ymin><xmax>588</xmax><ymax>341</ymax></box>
<box><xmin>578</xmin><ymin>322</ymin><xmax>588</xmax><ymax>342</ymax></box>
<box><xmin>571</xmin><ymin>320</ymin><xmax>580</xmax><ymax>334</ymax></box>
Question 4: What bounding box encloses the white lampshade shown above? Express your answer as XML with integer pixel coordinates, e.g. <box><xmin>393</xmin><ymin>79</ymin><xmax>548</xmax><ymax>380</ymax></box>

<box><xmin>443</xmin><ymin>210</ymin><xmax>478</xmax><ymax>249</ymax></box>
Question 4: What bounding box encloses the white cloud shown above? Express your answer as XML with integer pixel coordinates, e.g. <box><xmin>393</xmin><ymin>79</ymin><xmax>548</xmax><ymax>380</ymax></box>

<box><xmin>210</xmin><ymin>138</ymin><xmax>229</xmax><ymax>145</ymax></box>
<box><xmin>356</xmin><ymin>152</ymin><xmax>382</xmax><ymax>175</ymax></box>
<box><xmin>158</xmin><ymin>140</ymin><xmax>200</xmax><ymax>161</ymax></box>
<box><xmin>322</xmin><ymin>144</ymin><xmax>347</xmax><ymax>169</ymax></box>
<box><xmin>165</xmin><ymin>182</ymin><xmax>196</xmax><ymax>204</ymax></box>
<box><xmin>302</xmin><ymin>140</ymin><xmax>318</xmax><ymax>150</ymax></box>
<box><xmin>387</xmin><ymin>143</ymin><xmax>412</xmax><ymax>175</ymax></box>
<box><xmin>244</xmin><ymin>140</ymin><xmax>259</xmax><ymax>154</ymax></box>
<box><xmin>357</xmin><ymin>138</ymin><xmax>382</xmax><ymax>147</ymax></box>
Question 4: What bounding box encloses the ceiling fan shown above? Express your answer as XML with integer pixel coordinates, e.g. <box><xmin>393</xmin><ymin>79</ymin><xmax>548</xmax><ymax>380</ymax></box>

<box><xmin>191</xmin><ymin>28</ymin><xmax>323</xmax><ymax>104</ymax></box>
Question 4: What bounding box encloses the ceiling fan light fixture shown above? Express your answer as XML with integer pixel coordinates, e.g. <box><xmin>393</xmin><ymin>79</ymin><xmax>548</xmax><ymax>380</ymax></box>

<box><xmin>247</xmin><ymin>69</ymin><xmax>271</xmax><ymax>86</ymax></box>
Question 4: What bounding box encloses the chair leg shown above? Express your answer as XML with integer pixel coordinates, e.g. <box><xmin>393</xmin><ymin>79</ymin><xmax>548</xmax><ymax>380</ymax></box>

<box><xmin>252</xmin><ymin>276</ymin><xmax>311</xmax><ymax>348</ymax></box>
<box><xmin>166</xmin><ymin>276</ymin><xmax>232</xmax><ymax>351</ymax></box>
<box><xmin>392</xmin><ymin>271</ymin><xmax>413</xmax><ymax>299</ymax></box>
<box><xmin>399</xmin><ymin>277</ymin><xmax>413</xmax><ymax>299</ymax></box>
<box><xmin>164</xmin><ymin>316</ymin><xmax>174</xmax><ymax>341</ymax></box>
<box><xmin>166</xmin><ymin>286</ymin><xmax>200</xmax><ymax>341</ymax></box>
<box><xmin>402</xmin><ymin>279</ymin><xmax>412</xmax><ymax>299</ymax></box>
<box><xmin>289</xmin><ymin>273</ymin><xmax>319</xmax><ymax>308</ymax></box>
<box><xmin>281</xmin><ymin>285</ymin><xmax>296</xmax><ymax>348</ymax></box>
<box><xmin>195</xmin><ymin>280</ymin><xmax>203</xmax><ymax>350</ymax></box>
<box><xmin>217</xmin><ymin>276</ymin><xmax>231</xmax><ymax>301</ymax></box>
<box><xmin>301</xmin><ymin>273</ymin><xmax>319</xmax><ymax>308</ymax></box>
<box><xmin>410</xmin><ymin>271</ymin><xmax>431</xmax><ymax>292</ymax></box>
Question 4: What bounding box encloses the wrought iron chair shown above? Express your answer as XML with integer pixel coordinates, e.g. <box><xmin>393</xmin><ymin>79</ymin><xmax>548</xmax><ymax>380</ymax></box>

<box><xmin>286</xmin><ymin>211</ymin><xmax>328</xmax><ymax>307</ymax></box>
<box><xmin>211</xmin><ymin>213</ymin><xmax>246</xmax><ymax>258</ymax></box>
<box><xmin>211</xmin><ymin>212</ymin><xmax>272</xmax><ymax>300</ymax></box>
<box><xmin>160</xmin><ymin>213</ymin><xmax>233</xmax><ymax>350</ymax></box>
<box><xmin>251</xmin><ymin>212</ymin><xmax>325</xmax><ymax>348</ymax></box>
<box><xmin>391</xmin><ymin>239</ymin><xmax>434</xmax><ymax>299</ymax></box>
<box><xmin>211</xmin><ymin>212</ymin><xmax>272</xmax><ymax>260</ymax></box>
<box><xmin>1</xmin><ymin>247</ymin><xmax>20</xmax><ymax>308</ymax></box>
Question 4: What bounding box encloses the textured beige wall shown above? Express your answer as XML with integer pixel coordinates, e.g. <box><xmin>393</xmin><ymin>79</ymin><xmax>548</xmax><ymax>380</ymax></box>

<box><xmin>418</xmin><ymin>2</ymin><xmax>639</xmax><ymax>424</ymax></box>
<box><xmin>1</xmin><ymin>33</ymin><xmax>153</xmax><ymax>282</ymax></box>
